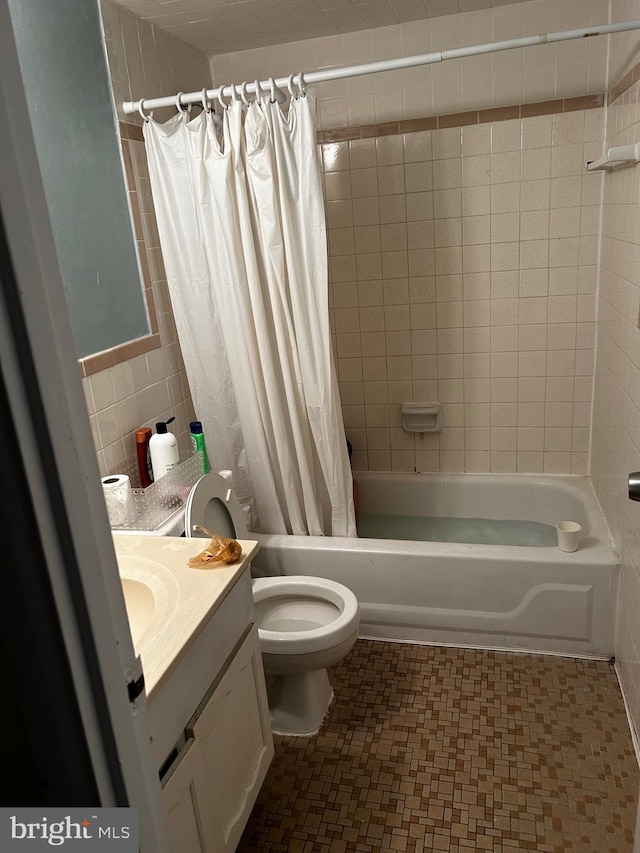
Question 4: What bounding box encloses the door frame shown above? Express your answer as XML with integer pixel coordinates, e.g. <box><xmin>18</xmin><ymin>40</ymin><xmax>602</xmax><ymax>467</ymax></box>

<box><xmin>0</xmin><ymin>2</ymin><xmax>168</xmax><ymax>847</ymax></box>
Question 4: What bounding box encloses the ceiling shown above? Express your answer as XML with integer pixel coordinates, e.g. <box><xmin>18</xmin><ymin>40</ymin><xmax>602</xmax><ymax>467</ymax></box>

<box><xmin>113</xmin><ymin>0</ymin><xmax>522</xmax><ymax>55</ymax></box>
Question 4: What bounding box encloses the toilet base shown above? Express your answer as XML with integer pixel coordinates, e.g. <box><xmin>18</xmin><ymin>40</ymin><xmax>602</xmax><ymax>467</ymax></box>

<box><xmin>265</xmin><ymin>668</ymin><xmax>334</xmax><ymax>736</ymax></box>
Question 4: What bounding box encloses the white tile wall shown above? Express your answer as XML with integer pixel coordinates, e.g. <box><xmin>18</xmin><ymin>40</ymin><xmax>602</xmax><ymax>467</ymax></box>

<box><xmin>101</xmin><ymin>0</ymin><xmax>211</xmax><ymax>124</ymax></box>
<box><xmin>608</xmin><ymin>0</ymin><xmax>640</xmax><ymax>87</ymax></box>
<box><xmin>324</xmin><ymin>109</ymin><xmax>603</xmax><ymax>473</ymax></box>
<box><xmin>211</xmin><ymin>0</ymin><xmax>610</xmax><ymax>130</ymax></box>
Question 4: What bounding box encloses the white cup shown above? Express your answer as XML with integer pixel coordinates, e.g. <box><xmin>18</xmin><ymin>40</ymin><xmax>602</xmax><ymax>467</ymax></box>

<box><xmin>556</xmin><ymin>521</ymin><xmax>582</xmax><ymax>552</ymax></box>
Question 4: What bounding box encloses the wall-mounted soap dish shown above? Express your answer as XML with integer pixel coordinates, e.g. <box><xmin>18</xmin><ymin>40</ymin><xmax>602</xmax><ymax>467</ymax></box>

<box><xmin>586</xmin><ymin>143</ymin><xmax>640</xmax><ymax>172</ymax></box>
<box><xmin>401</xmin><ymin>402</ymin><xmax>441</xmax><ymax>433</ymax></box>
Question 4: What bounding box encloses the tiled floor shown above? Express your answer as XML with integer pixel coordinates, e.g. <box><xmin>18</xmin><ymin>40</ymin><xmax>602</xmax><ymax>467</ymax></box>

<box><xmin>239</xmin><ymin>640</ymin><xmax>639</xmax><ymax>852</ymax></box>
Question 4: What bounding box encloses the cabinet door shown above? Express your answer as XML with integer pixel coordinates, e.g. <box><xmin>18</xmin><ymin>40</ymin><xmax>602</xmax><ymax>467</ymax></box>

<box><xmin>190</xmin><ymin>625</ymin><xmax>274</xmax><ymax>852</ymax></box>
<box><xmin>161</xmin><ymin>738</ymin><xmax>226</xmax><ymax>852</ymax></box>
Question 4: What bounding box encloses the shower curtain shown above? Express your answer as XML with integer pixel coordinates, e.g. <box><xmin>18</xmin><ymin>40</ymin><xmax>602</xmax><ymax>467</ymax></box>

<box><xmin>143</xmin><ymin>89</ymin><xmax>356</xmax><ymax>537</ymax></box>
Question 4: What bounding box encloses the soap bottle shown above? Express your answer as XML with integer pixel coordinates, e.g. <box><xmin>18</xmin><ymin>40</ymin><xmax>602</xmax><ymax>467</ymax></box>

<box><xmin>135</xmin><ymin>427</ymin><xmax>154</xmax><ymax>488</ymax></box>
<box><xmin>190</xmin><ymin>420</ymin><xmax>210</xmax><ymax>474</ymax></box>
<box><xmin>149</xmin><ymin>416</ymin><xmax>179</xmax><ymax>480</ymax></box>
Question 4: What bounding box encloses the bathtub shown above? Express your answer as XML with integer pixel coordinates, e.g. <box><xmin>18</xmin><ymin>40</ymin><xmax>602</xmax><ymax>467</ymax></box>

<box><xmin>251</xmin><ymin>473</ymin><xmax>618</xmax><ymax>658</ymax></box>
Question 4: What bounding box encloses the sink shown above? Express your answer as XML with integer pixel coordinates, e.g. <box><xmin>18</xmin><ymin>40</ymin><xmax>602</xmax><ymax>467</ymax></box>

<box><xmin>112</xmin><ymin>533</ymin><xmax>260</xmax><ymax>764</ymax></box>
<box><xmin>118</xmin><ymin>556</ymin><xmax>179</xmax><ymax>653</ymax></box>
<box><xmin>121</xmin><ymin>578</ymin><xmax>156</xmax><ymax>647</ymax></box>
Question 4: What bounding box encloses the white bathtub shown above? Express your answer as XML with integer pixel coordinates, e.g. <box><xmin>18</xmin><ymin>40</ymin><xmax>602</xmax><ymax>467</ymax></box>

<box><xmin>251</xmin><ymin>473</ymin><xmax>618</xmax><ymax>658</ymax></box>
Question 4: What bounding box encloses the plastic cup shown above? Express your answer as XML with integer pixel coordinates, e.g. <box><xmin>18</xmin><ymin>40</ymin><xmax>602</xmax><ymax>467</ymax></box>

<box><xmin>556</xmin><ymin>521</ymin><xmax>582</xmax><ymax>552</ymax></box>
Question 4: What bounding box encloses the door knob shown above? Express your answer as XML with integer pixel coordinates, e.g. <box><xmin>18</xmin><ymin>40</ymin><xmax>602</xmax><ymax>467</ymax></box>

<box><xmin>629</xmin><ymin>472</ymin><xmax>640</xmax><ymax>501</ymax></box>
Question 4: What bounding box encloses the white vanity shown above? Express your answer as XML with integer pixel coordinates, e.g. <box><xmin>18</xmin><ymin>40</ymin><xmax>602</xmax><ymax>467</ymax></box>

<box><xmin>112</xmin><ymin>534</ymin><xmax>274</xmax><ymax>852</ymax></box>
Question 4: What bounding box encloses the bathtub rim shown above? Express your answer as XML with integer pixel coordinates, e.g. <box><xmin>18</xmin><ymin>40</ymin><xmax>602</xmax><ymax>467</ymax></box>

<box><xmin>348</xmin><ymin>471</ymin><xmax>616</xmax><ymax>556</ymax></box>
<box><xmin>253</xmin><ymin>529</ymin><xmax>617</xmax><ymax>567</ymax></box>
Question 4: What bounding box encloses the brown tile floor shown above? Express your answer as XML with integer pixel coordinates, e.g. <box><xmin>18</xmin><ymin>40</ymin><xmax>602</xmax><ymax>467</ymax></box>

<box><xmin>239</xmin><ymin>640</ymin><xmax>639</xmax><ymax>853</ymax></box>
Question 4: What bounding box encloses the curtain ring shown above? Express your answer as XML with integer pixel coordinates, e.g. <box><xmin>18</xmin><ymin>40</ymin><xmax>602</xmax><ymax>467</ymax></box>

<box><xmin>230</xmin><ymin>83</ymin><xmax>239</xmax><ymax>102</ymax></box>
<box><xmin>269</xmin><ymin>77</ymin><xmax>278</xmax><ymax>104</ymax></box>
<box><xmin>287</xmin><ymin>73</ymin><xmax>297</xmax><ymax>100</ymax></box>
<box><xmin>240</xmin><ymin>81</ymin><xmax>251</xmax><ymax>105</ymax></box>
<box><xmin>175</xmin><ymin>91</ymin><xmax>188</xmax><ymax>113</ymax></box>
<box><xmin>138</xmin><ymin>99</ymin><xmax>153</xmax><ymax>122</ymax></box>
<box><xmin>201</xmin><ymin>88</ymin><xmax>211</xmax><ymax>113</ymax></box>
<box><xmin>297</xmin><ymin>72</ymin><xmax>305</xmax><ymax>97</ymax></box>
<box><xmin>254</xmin><ymin>79</ymin><xmax>262</xmax><ymax>101</ymax></box>
<box><xmin>216</xmin><ymin>84</ymin><xmax>229</xmax><ymax>111</ymax></box>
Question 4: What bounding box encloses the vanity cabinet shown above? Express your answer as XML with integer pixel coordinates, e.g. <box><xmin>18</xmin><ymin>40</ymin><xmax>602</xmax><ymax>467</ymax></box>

<box><xmin>111</xmin><ymin>535</ymin><xmax>272</xmax><ymax>852</ymax></box>
<box><xmin>161</xmin><ymin>624</ymin><xmax>273</xmax><ymax>852</ymax></box>
<box><xmin>161</xmin><ymin>737</ymin><xmax>224</xmax><ymax>851</ymax></box>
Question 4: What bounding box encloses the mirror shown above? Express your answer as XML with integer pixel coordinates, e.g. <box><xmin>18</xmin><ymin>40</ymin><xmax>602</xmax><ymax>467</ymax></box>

<box><xmin>7</xmin><ymin>0</ymin><xmax>149</xmax><ymax>359</ymax></box>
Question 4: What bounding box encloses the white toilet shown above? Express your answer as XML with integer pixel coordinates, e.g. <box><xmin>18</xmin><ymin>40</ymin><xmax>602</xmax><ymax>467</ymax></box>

<box><xmin>185</xmin><ymin>472</ymin><xmax>360</xmax><ymax>736</ymax></box>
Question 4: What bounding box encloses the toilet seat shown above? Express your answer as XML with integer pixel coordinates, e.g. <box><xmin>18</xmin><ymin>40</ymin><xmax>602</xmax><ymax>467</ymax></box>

<box><xmin>252</xmin><ymin>576</ymin><xmax>359</xmax><ymax>655</ymax></box>
<box><xmin>185</xmin><ymin>472</ymin><xmax>249</xmax><ymax>539</ymax></box>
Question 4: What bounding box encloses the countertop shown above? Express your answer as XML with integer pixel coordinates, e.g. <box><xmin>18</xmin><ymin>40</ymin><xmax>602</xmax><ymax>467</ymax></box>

<box><xmin>112</xmin><ymin>533</ymin><xmax>259</xmax><ymax>698</ymax></box>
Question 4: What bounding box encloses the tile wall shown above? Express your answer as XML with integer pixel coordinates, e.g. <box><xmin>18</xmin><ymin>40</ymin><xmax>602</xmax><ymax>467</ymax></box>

<box><xmin>100</xmin><ymin>0</ymin><xmax>209</xmax><ymax>125</ymax></box>
<box><xmin>607</xmin><ymin>0</ymin><xmax>640</xmax><ymax>87</ymax></box>
<box><xmin>209</xmin><ymin>0</ymin><xmax>617</xmax><ymax>476</ymax></box>
<box><xmin>210</xmin><ymin>0</ymin><xmax>611</xmax><ymax>130</ymax></box>
<box><xmin>84</xmin><ymin>1</ymin><xmax>209</xmax><ymax>478</ymax></box>
<box><xmin>323</xmin><ymin>109</ymin><xmax>604</xmax><ymax>473</ymax></box>
<box><xmin>592</xmin><ymin>0</ymin><xmax>640</xmax><ymax>743</ymax></box>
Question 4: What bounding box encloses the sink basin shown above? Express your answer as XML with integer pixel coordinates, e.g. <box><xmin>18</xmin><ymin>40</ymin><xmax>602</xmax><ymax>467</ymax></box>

<box><xmin>118</xmin><ymin>557</ymin><xmax>179</xmax><ymax>653</ymax></box>
<box><xmin>121</xmin><ymin>578</ymin><xmax>156</xmax><ymax>648</ymax></box>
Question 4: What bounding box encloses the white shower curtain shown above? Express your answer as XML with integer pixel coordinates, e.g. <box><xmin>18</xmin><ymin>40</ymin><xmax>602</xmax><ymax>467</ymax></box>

<box><xmin>143</xmin><ymin>89</ymin><xmax>356</xmax><ymax>537</ymax></box>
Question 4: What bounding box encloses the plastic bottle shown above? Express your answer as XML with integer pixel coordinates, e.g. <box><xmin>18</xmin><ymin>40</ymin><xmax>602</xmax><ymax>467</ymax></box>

<box><xmin>149</xmin><ymin>416</ymin><xmax>179</xmax><ymax>480</ymax></box>
<box><xmin>190</xmin><ymin>421</ymin><xmax>210</xmax><ymax>474</ymax></box>
<box><xmin>135</xmin><ymin>427</ymin><xmax>154</xmax><ymax>488</ymax></box>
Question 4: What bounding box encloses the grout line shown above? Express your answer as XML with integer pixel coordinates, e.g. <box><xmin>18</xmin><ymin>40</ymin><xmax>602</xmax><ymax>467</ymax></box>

<box><xmin>589</xmin><ymin>78</ymin><xmax>610</xmax><ymax>479</ymax></box>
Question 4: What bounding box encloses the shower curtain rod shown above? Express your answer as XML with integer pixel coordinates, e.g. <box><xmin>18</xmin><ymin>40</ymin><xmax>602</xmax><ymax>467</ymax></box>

<box><xmin>122</xmin><ymin>18</ymin><xmax>640</xmax><ymax>116</ymax></box>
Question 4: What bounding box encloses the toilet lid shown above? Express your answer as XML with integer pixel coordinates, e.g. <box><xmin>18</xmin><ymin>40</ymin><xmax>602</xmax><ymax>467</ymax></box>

<box><xmin>184</xmin><ymin>472</ymin><xmax>249</xmax><ymax>539</ymax></box>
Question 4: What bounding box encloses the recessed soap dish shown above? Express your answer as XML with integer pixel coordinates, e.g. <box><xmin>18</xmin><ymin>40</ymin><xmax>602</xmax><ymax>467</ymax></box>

<box><xmin>401</xmin><ymin>402</ymin><xmax>441</xmax><ymax>433</ymax></box>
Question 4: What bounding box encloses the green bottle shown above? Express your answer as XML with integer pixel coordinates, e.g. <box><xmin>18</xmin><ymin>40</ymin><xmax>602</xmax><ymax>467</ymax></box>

<box><xmin>190</xmin><ymin>421</ymin><xmax>210</xmax><ymax>474</ymax></box>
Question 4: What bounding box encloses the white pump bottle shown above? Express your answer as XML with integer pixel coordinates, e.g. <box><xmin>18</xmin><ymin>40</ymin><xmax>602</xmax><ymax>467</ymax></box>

<box><xmin>149</xmin><ymin>416</ymin><xmax>179</xmax><ymax>480</ymax></box>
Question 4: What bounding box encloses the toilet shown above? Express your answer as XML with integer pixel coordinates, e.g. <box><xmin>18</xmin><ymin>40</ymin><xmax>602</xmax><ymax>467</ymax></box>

<box><xmin>185</xmin><ymin>472</ymin><xmax>360</xmax><ymax>736</ymax></box>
